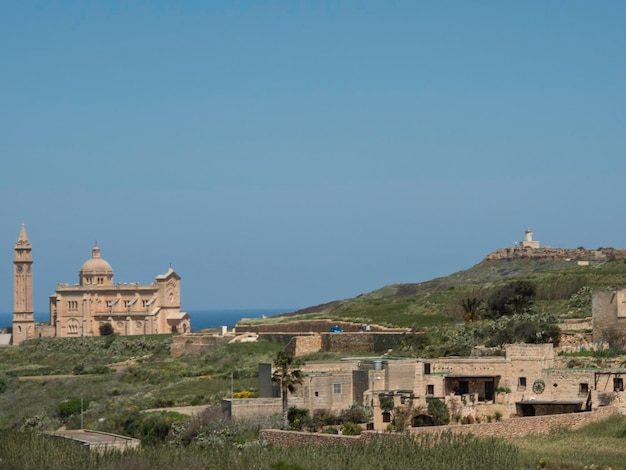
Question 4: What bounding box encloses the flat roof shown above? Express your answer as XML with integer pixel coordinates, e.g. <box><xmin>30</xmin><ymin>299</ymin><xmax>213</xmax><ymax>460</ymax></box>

<box><xmin>47</xmin><ymin>429</ymin><xmax>139</xmax><ymax>446</ymax></box>
<box><xmin>516</xmin><ymin>400</ymin><xmax>583</xmax><ymax>405</ymax></box>
<box><xmin>444</xmin><ymin>374</ymin><xmax>501</xmax><ymax>379</ymax></box>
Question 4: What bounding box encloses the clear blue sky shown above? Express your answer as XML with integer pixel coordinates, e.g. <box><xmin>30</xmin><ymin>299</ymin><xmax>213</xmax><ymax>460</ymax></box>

<box><xmin>1</xmin><ymin>1</ymin><xmax>625</xmax><ymax>313</ymax></box>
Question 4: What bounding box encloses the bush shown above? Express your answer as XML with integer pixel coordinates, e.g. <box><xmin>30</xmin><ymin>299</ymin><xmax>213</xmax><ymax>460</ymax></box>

<box><xmin>288</xmin><ymin>407</ymin><xmax>310</xmax><ymax>431</ymax></box>
<box><xmin>339</xmin><ymin>405</ymin><xmax>371</xmax><ymax>425</ymax></box>
<box><xmin>99</xmin><ymin>323</ymin><xmax>114</xmax><ymax>336</ymax></box>
<box><xmin>312</xmin><ymin>409</ymin><xmax>340</xmax><ymax>427</ymax></box>
<box><xmin>487</xmin><ymin>280</ymin><xmax>536</xmax><ymax>318</ymax></box>
<box><xmin>341</xmin><ymin>422</ymin><xmax>361</xmax><ymax>435</ymax></box>
<box><xmin>427</xmin><ymin>398</ymin><xmax>450</xmax><ymax>426</ymax></box>
<box><xmin>57</xmin><ymin>399</ymin><xmax>89</xmax><ymax>420</ymax></box>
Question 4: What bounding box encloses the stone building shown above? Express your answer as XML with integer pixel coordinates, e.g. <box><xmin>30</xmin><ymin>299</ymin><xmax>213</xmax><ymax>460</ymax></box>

<box><xmin>12</xmin><ymin>225</ymin><xmax>190</xmax><ymax>344</ymax></box>
<box><xmin>254</xmin><ymin>343</ymin><xmax>624</xmax><ymax>431</ymax></box>
<box><xmin>520</xmin><ymin>228</ymin><xmax>540</xmax><ymax>249</ymax></box>
<box><xmin>592</xmin><ymin>289</ymin><xmax>626</xmax><ymax>348</ymax></box>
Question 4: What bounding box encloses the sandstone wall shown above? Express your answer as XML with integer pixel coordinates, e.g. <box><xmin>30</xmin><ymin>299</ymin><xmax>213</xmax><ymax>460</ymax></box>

<box><xmin>559</xmin><ymin>318</ymin><xmax>592</xmax><ymax>331</ymax></box>
<box><xmin>321</xmin><ymin>333</ymin><xmax>405</xmax><ymax>353</ymax></box>
<box><xmin>258</xmin><ymin>333</ymin><xmax>305</xmax><ymax>346</ymax></box>
<box><xmin>259</xmin><ymin>429</ymin><xmax>361</xmax><ymax>446</ymax></box>
<box><xmin>236</xmin><ymin>319</ymin><xmax>404</xmax><ymax>334</ymax></box>
<box><xmin>592</xmin><ymin>291</ymin><xmax>626</xmax><ymax>348</ymax></box>
<box><xmin>222</xmin><ymin>397</ymin><xmax>303</xmax><ymax>419</ymax></box>
<box><xmin>284</xmin><ymin>334</ymin><xmax>322</xmax><ymax>356</ymax></box>
<box><xmin>259</xmin><ymin>332</ymin><xmax>406</xmax><ymax>354</ymax></box>
<box><xmin>259</xmin><ymin>406</ymin><xmax>620</xmax><ymax>445</ymax></box>
<box><xmin>170</xmin><ymin>334</ymin><xmax>231</xmax><ymax>357</ymax></box>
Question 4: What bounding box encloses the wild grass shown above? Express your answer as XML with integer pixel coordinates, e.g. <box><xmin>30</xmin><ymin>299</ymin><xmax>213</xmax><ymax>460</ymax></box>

<box><xmin>300</xmin><ymin>259</ymin><xmax>626</xmax><ymax>329</ymax></box>
<box><xmin>0</xmin><ymin>429</ymin><xmax>519</xmax><ymax>470</ymax></box>
<box><xmin>0</xmin><ymin>337</ymin><xmax>283</xmax><ymax>432</ymax></box>
<box><xmin>513</xmin><ymin>413</ymin><xmax>626</xmax><ymax>469</ymax></box>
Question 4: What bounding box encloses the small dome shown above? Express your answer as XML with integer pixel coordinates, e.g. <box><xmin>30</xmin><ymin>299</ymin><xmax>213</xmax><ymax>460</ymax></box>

<box><xmin>79</xmin><ymin>245</ymin><xmax>113</xmax><ymax>276</ymax></box>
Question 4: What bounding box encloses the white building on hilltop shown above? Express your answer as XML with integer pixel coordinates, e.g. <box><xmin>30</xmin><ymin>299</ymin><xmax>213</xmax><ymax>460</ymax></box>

<box><xmin>520</xmin><ymin>228</ymin><xmax>540</xmax><ymax>249</ymax></box>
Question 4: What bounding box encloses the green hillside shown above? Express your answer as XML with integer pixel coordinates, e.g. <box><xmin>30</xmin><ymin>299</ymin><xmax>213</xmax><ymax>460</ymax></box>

<box><xmin>246</xmin><ymin>256</ymin><xmax>626</xmax><ymax>329</ymax></box>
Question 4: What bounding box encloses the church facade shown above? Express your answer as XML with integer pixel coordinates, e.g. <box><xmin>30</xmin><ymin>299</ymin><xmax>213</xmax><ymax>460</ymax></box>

<box><xmin>12</xmin><ymin>225</ymin><xmax>191</xmax><ymax>344</ymax></box>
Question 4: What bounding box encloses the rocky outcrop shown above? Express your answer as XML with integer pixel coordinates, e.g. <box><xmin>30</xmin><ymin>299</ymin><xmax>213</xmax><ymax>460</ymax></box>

<box><xmin>483</xmin><ymin>247</ymin><xmax>626</xmax><ymax>262</ymax></box>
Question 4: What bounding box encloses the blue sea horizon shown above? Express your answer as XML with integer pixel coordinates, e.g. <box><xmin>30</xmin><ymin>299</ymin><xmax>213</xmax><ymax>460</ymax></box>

<box><xmin>0</xmin><ymin>308</ymin><xmax>295</xmax><ymax>332</ymax></box>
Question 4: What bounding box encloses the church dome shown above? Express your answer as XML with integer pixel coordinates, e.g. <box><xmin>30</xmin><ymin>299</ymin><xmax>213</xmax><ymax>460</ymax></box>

<box><xmin>79</xmin><ymin>245</ymin><xmax>113</xmax><ymax>283</ymax></box>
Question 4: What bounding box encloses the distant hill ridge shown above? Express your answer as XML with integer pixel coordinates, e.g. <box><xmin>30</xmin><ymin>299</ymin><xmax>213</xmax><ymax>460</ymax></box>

<box><xmin>270</xmin><ymin>245</ymin><xmax>626</xmax><ymax>320</ymax></box>
<box><xmin>483</xmin><ymin>246</ymin><xmax>626</xmax><ymax>262</ymax></box>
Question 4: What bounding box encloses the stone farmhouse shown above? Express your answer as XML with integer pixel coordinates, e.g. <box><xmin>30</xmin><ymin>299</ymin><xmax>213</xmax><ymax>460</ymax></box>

<box><xmin>11</xmin><ymin>225</ymin><xmax>190</xmax><ymax>345</ymax></box>
<box><xmin>249</xmin><ymin>342</ymin><xmax>625</xmax><ymax>431</ymax></box>
<box><xmin>222</xmin><ymin>288</ymin><xmax>626</xmax><ymax>431</ymax></box>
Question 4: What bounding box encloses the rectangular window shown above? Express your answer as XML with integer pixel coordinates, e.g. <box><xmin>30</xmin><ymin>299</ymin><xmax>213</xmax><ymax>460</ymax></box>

<box><xmin>427</xmin><ymin>384</ymin><xmax>434</xmax><ymax>395</ymax></box>
<box><xmin>424</xmin><ymin>363</ymin><xmax>431</xmax><ymax>375</ymax></box>
<box><xmin>333</xmin><ymin>383</ymin><xmax>342</xmax><ymax>394</ymax></box>
<box><xmin>579</xmin><ymin>383</ymin><xmax>589</xmax><ymax>394</ymax></box>
<box><xmin>518</xmin><ymin>377</ymin><xmax>527</xmax><ymax>389</ymax></box>
<box><xmin>614</xmin><ymin>377</ymin><xmax>624</xmax><ymax>392</ymax></box>
<box><xmin>382</xmin><ymin>412</ymin><xmax>391</xmax><ymax>423</ymax></box>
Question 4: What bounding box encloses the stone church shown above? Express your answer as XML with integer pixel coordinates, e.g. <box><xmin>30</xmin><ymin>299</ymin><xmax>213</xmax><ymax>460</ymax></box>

<box><xmin>12</xmin><ymin>225</ymin><xmax>191</xmax><ymax>345</ymax></box>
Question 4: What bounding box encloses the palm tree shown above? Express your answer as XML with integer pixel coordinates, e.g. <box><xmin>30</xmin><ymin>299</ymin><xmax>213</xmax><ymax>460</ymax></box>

<box><xmin>461</xmin><ymin>297</ymin><xmax>484</xmax><ymax>323</ymax></box>
<box><xmin>271</xmin><ymin>351</ymin><xmax>304</xmax><ymax>430</ymax></box>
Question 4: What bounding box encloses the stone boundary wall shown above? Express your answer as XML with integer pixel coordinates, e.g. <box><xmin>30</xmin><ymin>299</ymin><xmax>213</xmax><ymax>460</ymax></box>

<box><xmin>235</xmin><ymin>319</ymin><xmax>406</xmax><ymax>334</ymax></box>
<box><xmin>259</xmin><ymin>429</ymin><xmax>362</xmax><ymax>447</ymax></box>
<box><xmin>260</xmin><ymin>407</ymin><xmax>620</xmax><ymax>446</ymax></box>
<box><xmin>223</xmin><ymin>397</ymin><xmax>304</xmax><ymax>419</ymax></box>
<box><xmin>264</xmin><ymin>332</ymin><xmax>407</xmax><ymax>354</ymax></box>
<box><xmin>559</xmin><ymin>318</ymin><xmax>592</xmax><ymax>331</ymax></box>
<box><xmin>170</xmin><ymin>334</ymin><xmax>231</xmax><ymax>357</ymax></box>
<box><xmin>258</xmin><ymin>333</ymin><xmax>308</xmax><ymax>346</ymax></box>
<box><xmin>404</xmin><ymin>406</ymin><xmax>618</xmax><ymax>439</ymax></box>
<box><xmin>321</xmin><ymin>332</ymin><xmax>406</xmax><ymax>353</ymax></box>
<box><xmin>253</xmin><ymin>331</ymin><xmax>407</xmax><ymax>354</ymax></box>
<box><xmin>284</xmin><ymin>334</ymin><xmax>322</xmax><ymax>356</ymax></box>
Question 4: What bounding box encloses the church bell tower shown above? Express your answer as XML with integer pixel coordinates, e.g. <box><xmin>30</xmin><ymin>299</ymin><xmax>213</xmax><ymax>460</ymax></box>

<box><xmin>12</xmin><ymin>224</ymin><xmax>35</xmax><ymax>345</ymax></box>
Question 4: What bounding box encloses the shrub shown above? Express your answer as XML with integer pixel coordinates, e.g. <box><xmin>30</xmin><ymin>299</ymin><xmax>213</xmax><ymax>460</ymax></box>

<box><xmin>379</xmin><ymin>396</ymin><xmax>394</xmax><ymax>411</ymax></box>
<box><xmin>99</xmin><ymin>323</ymin><xmax>114</xmax><ymax>336</ymax></box>
<box><xmin>288</xmin><ymin>407</ymin><xmax>309</xmax><ymax>431</ymax></box>
<box><xmin>312</xmin><ymin>409</ymin><xmax>339</xmax><ymax>427</ymax></box>
<box><xmin>487</xmin><ymin>280</ymin><xmax>537</xmax><ymax>318</ymax></box>
<box><xmin>57</xmin><ymin>399</ymin><xmax>89</xmax><ymax>420</ymax></box>
<box><xmin>342</xmin><ymin>422</ymin><xmax>361</xmax><ymax>435</ymax></box>
<box><xmin>338</xmin><ymin>404</ymin><xmax>371</xmax><ymax>425</ymax></box>
<box><xmin>427</xmin><ymin>398</ymin><xmax>450</xmax><ymax>426</ymax></box>
<box><xmin>271</xmin><ymin>463</ymin><xmax>304</xmax><ymax>470</ymax></box>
